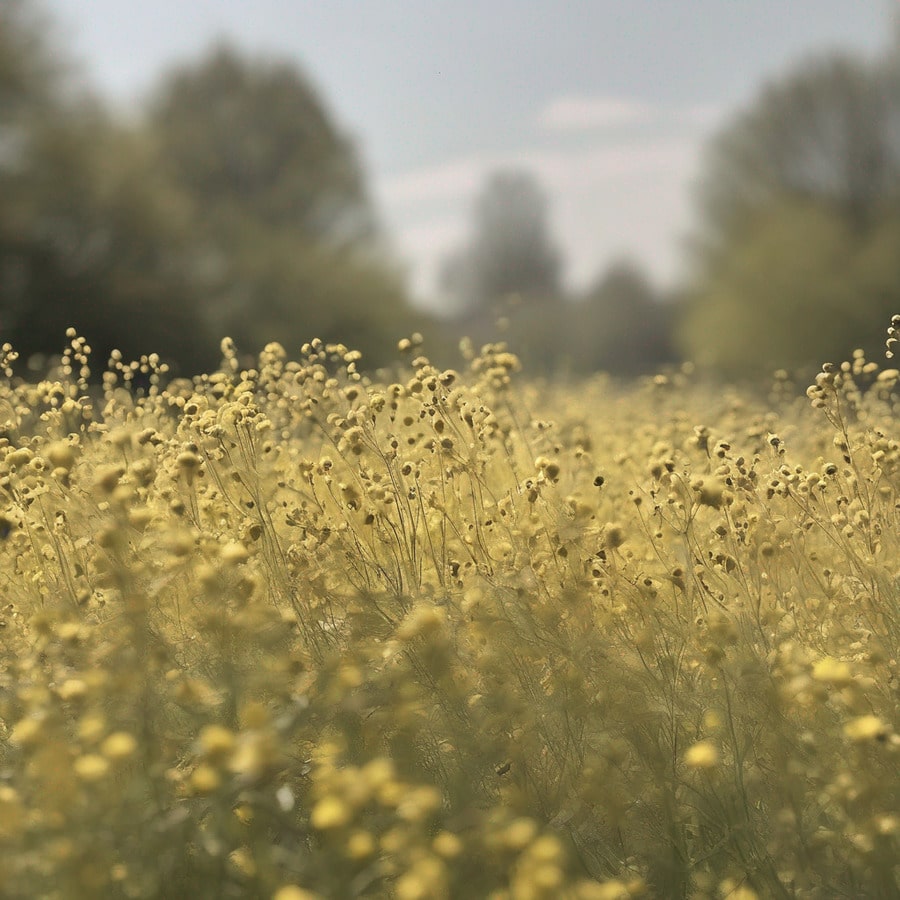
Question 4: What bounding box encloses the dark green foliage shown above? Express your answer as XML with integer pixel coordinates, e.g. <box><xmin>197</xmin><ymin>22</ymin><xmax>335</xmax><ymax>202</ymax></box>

<box><xmin>0</xmin><ymin>11</ymin><xmax>417</xmax><ymax>374</ymax></box>
<box><xmin>148</xmin><ymin>43</ymin><xmax>413</xmax><ymax>369</ymax></box>
<box><xmin>149</xmin><ymin>44</ymin><xmax>377</xmax><ymax>247</ymax></box>
<box><xmin>681</xmin><ymin>48</ymin><xmax>900</xmax><ymax>377</ymax></box>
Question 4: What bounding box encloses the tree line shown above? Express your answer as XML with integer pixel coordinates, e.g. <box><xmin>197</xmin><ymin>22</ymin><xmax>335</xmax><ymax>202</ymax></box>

<box><xmin>1</xmin><ymin>1</ymin><xmax>415</xmax><ymax>374</ymax></box>
<box><xmin>2</xmin><ymin>0</ymin><xmax>899</xmax><ymax>380</ymax></box>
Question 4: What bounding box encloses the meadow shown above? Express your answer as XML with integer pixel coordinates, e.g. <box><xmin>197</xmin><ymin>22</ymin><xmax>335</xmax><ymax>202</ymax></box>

<box><xmin>0</xmin><ymin>322</ymin><xmax>899</xmax><ymax>899</ymax></box>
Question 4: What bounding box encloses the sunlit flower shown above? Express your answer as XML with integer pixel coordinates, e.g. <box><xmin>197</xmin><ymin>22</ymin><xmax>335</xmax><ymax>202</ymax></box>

<box><xmin>685</xmin><ymin>741</ymin><xmax>720</xmax><ymax>769</ymax></box>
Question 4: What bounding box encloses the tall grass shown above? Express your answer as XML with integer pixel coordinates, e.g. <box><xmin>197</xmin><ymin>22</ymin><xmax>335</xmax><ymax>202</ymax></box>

<box><xmin>0</xmin><ymin>327</ymin><xmax>898</xmax><ymax>898</ymax></box>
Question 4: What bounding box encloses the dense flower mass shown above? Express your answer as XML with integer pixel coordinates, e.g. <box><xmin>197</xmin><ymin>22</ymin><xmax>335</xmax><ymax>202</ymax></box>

<box><xmin>0</xmin><ymin>327</ymin><xmax>898</xmax><ymax>898</ymax></box>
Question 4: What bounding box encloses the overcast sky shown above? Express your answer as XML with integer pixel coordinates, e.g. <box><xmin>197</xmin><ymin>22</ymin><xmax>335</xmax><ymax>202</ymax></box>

<box><xmin>45</xmin><ymin>0</ymin><xmax>891</xmax><ymax>309</ymax></box>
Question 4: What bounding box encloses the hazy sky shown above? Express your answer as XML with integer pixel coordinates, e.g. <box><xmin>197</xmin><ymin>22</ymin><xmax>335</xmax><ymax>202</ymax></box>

<box><xmin>46</xmin><ymin>1</ymin><xmax>891</xmax><ymax>309</ymax></box>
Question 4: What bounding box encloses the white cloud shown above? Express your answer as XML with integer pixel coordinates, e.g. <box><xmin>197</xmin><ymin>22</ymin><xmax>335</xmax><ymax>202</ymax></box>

<box><xmin>537</xmin><ymin>96</ymin><xmax>655</xmax><ymax>131</ymax></box>
<box><xmin>377</xmin><ymin>157</ymin><xmax>487</xmax><ymax>208</ymax></box>
<box><xmin>520</xmin><ymin>139</ymin><xmax>697</xmax><ymax>189</ymax></box>
<box><xmin>680</xmin><ymin>103</ymin><xmax>724</xmax><ymax>127</ymax></box>
<box><xmin>378</xmin><ymin>138</ymin><xmax>697</xmax><ymax>211</ymax></box>
<box><xmin>535</xmin><ymin>94</ymin><xmax>724</xmax><ymax>134</ymax></box>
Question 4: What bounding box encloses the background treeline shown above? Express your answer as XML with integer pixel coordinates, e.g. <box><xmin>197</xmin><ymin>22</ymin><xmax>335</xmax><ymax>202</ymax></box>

<box><xmin>2</xmin><ymin>0</ymin><xmax>900</xmax><ymax>379</ymax></box>
<box><xmin>0</xmin><ymin>2</ymin><xmax>416</xmax><ymax>374</ymax></box>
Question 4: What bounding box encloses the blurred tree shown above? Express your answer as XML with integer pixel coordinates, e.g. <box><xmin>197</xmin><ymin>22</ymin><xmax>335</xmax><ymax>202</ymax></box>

<box><xmin>680</xmin><ymin>201</ymin><xmax>851</xmax><ymax>377</ymax></box>
<box><xmin>150</xmin><ymin>45</ymin><xmax>377</xmax><ymax>246</ymax></box>
<box><xmin>0</xmin><ymin>0</ymin><xmax>62</xmax><ymax>124</ymax></box>
<box><xmin>569</xmin><ymin>259</ymin><xmax>676</xmax><ymax>375</ymax></box>
<box><xmin>681</xmin><ymin>48</ymin><xmax>900</xmax><ymax>376</ymax></box>
<box><xmin>6</xmin><ymin>115</ymin><xmax>218</xmax><ymax>372</ymax></box>
<box><xmin>0</xmin><ymin>1</ymin><xmax>216</xmax><ymax>373</ymax></box>
<box><xmin>0</xmin><ymin>0</ymin><xmax>68</xmax><ymax>315</ymax></box>
<box><xmin>2</xmin><ymin>125</ymin><xmax>215</xmax><ymax>371</ymax></box>
<box><xmin>440</xmin><ymin>169</ymin><xmax>562</xmax><ymax>314</ymax></box>
<box><xmin>692</xmin><ymin>53</ymin><xmax>891</xmax><ymax>256</ymax></box>
<box><xmin>148</xmin><ymin>44</ymin><xmax>412</xmax><ymax>364</ymax></box>
<box><xmin>206</xmin><ymin>220</ymin><xmax>411</xmax><ymax>369</ymax></box>
<box><xmin>685</xmin><ymin>200</ymin><xmax>900</xmax><ymax>378</ymax></box>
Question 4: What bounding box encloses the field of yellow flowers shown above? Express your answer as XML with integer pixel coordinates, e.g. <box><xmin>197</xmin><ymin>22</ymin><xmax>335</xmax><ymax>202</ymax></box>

<box><xmin>0</xmin><ymin>323</ymin><xmax>899</xmax><ymax>899</ymax></box>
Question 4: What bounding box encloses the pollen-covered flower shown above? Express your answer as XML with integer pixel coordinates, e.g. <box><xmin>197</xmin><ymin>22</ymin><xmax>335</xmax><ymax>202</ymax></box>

<box><xmin>812</xmin><ymin>657</ymin><xmax>854</xmax><ymax>686</ymax></box>
<box><xmin>310</xmin><ymin>796</ymin><xmax>352</xmax><ymax>830</ymax></box>
<box><xmin>74</xmin><ymin>754</ymin><xmax>110</xmax><ymax>781</ymax></box>
<box><xmin>272</xmin><ymin>888</ymin><xmax>323</xmax><ymax>900</ymax></box>
<box><xmin>844</xmin><ymin>715</ymin><xmax>889</xmax><ymax>743</ymax></box>
<box><xmin>685</xmin><ymin>741</ymin><xmax>719</xmax><ymax>769</ymax></box>
<box><xmin>101</xmin><ymin>732</ymin><xmax>138</xmax><ymax>761</ymax></box>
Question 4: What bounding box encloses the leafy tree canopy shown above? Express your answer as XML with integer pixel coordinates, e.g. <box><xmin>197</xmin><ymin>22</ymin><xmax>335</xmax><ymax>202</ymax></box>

<box><xmin>149</xmin><ymin>44</ymin><xmax>378</xmax><ymax>249</ymax></box>
<box><xmin>147</xmin><ymin>44</ymin><xmax>412</xmax><ymax>367</ymax></box>
<box><xmin>681</xmin><ymin>46</ymin><xmax>900</xmax><ymax>377</ymax></box>
<box><xmin>679</xmin><ymin>199</ymin><xmax>900</xmax><ymax>378</ymax></box>
<box><xmin>0</xmin><ymin>3</ymin><xmax>213</xmax><ymax>372</ymax></box>
<box><xmin>692</xmin><ymin>52</ymin><xmax>895</xmax><ymax>261</ymax></box>
<box><xmin>0</xmin><ymin>16</ymin><xmax>418</xmax><ymax>373</ymax></box>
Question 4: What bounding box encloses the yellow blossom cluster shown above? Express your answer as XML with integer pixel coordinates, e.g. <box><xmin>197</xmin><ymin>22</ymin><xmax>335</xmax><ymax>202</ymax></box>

<box><xmin>0</xmin><ymin>328</ymin><xmax>897</xmax><ymax>896</ymax></box>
